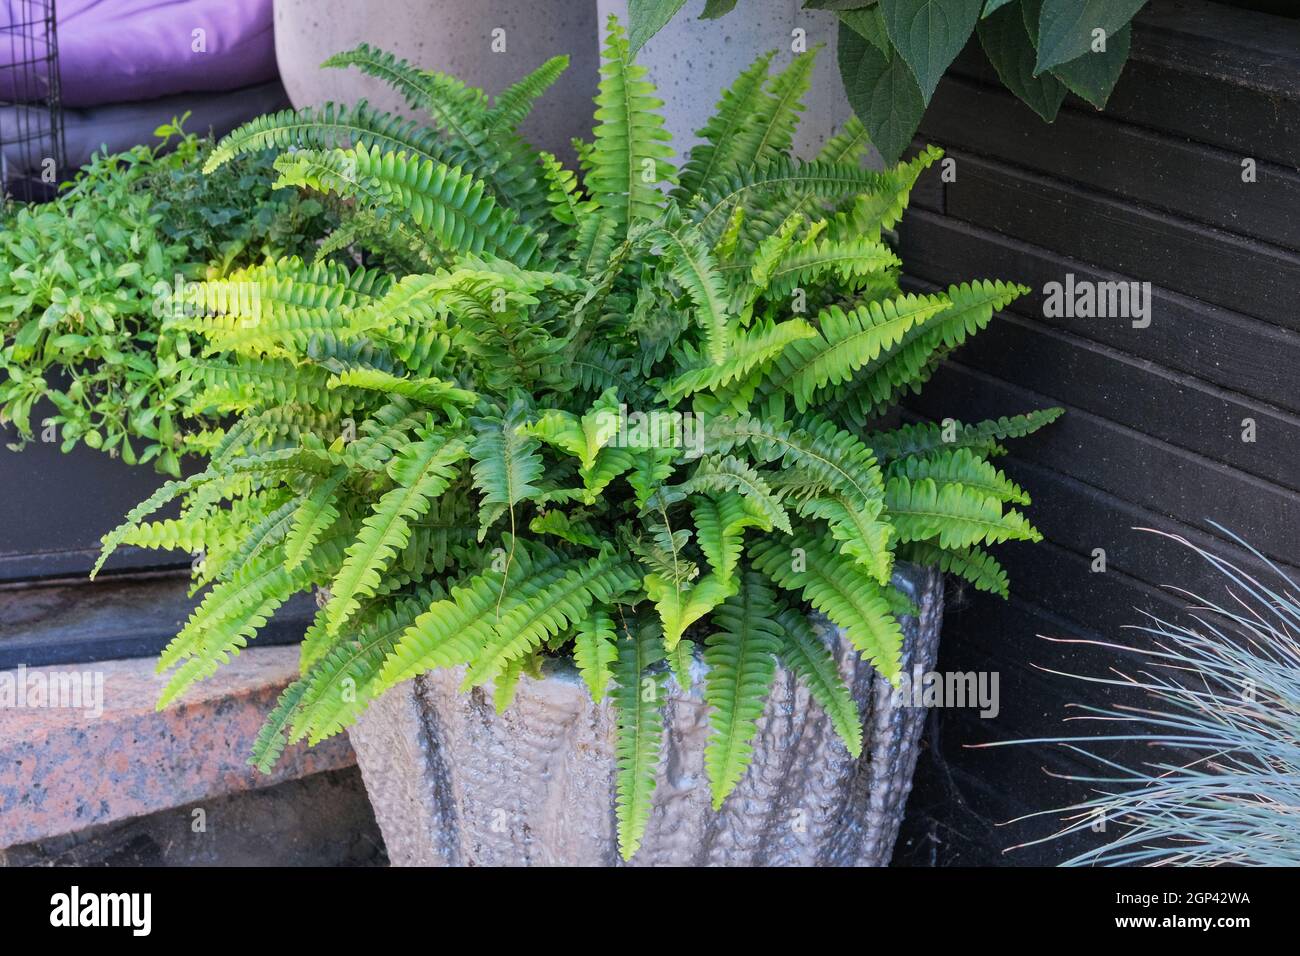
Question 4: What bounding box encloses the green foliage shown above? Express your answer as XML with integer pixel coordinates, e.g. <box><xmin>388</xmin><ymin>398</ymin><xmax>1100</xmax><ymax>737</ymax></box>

<box><xmin>0</xmin><ymin>118</ymin><xmax>332</xmax><ymax>471</ymax></box>
<box><xmin>632</xmin><ymin>0</ymin><xmax>1151</xmax><ymax>163</ymax></box>
<box><xmin>703</xmin><ymin>571</ymin><xmax>782</xmax><ymax>808</ymax></box>
<box><xmin>99</xmin><ymin>16</ymin><xmax>1057</xmax><ymax>859</ymax></box>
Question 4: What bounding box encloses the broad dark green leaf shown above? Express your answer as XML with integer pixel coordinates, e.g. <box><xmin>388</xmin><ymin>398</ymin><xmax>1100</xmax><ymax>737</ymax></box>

<box><xmin>628</xmin><ymin>0</ymin><xmax>690</xmax><ymax>53</ymax></box>
<box><xmin>879</xmin><ymin>0</ymin><xmax>984</xmax><ymax>103</ymax></box>
<box><xmin>837</xmin><ymin>18</ymin><xmax>927</xmax><ymax>165</ymax></box>
<box><xmin>701</xmin><ymin>0</ymin><xmax>738</xmax><ymax>16</ymax></box>
<box><xmin>1047</xmin><ymin>25</ymin><xmax>1130</xmax><ymax>107</ymax></box>
<box><xmin>839</xmin><ymin>7</ymin><xmax>891</xmax><ymax>54</ymax></box>
<box><xmin>1022</xmin><ymin>0</ymin><xmax>1131</xmax><ymax>108</ymax></box>
<box><xmin>1031</xmin><ymin>0</ymin><xmax>1146</xmax><ymax>74</ymax></box>
<box><xmin>977</xmin><ymin>1</ymin><xmax>1067</xmax><ymax>122</ymax></box>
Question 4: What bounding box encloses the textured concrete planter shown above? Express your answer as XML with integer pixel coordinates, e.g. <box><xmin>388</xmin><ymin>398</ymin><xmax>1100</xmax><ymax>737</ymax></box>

<box><xmin>273</xmin><ymin>0</ymin><xmax>599</xmax><ymax>161</ymax></box>
<box><xmin>349</xmin><ymin>565</ymin><xmax>942</xmax><ymax>866</ymax></box>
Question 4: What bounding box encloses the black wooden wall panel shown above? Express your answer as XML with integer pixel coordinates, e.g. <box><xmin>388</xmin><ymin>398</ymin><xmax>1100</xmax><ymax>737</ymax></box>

<box><xmin>893</xmin><ymin>0</ymin><xmax>1300</xmax><ymax>865</ymax></box>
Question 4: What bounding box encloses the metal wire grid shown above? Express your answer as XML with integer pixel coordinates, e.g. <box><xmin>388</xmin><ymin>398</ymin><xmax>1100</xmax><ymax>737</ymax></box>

<box><xmin>1</xmin><ymin>0</ymin><xmax>65</xmax><ymax>201</ymax></box>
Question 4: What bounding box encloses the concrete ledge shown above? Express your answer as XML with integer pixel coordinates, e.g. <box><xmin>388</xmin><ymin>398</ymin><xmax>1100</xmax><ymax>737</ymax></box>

<box><xmin>0</xmin><ymin>646</ymin><xmax>355</xmax><ymax>847</ymax></box>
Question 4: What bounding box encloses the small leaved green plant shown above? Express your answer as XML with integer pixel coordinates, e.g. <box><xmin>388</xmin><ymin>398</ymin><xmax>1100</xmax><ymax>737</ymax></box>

<box><xmin>0</xmin><ymin>117</ymin><xmax>333</xmax><ymax>472</ymax></box>
<box><xmin>97</xmin><ymin>16</ymin><xmax>1059</xmax><ymax>858</ymax></box>
<box><xmin>632</xmin><ymin>0</ymin><xmax>1149</xmax><ymax>163</ymax></box>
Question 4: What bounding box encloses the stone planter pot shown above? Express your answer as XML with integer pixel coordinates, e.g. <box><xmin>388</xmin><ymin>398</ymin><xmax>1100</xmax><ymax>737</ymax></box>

<box><xmin>272</xmin><ymin>0</ymin><xmax>599</xmax><ymax>162</ymax></box>
<box><xmin>349</xmin><ymin>565</ymin><xmax>942</xmax><ymax>866</ymax></box>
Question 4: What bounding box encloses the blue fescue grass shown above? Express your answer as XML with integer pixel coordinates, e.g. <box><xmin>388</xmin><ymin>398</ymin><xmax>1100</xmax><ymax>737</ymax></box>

<box><xmin>984</xmin><ymin>525</ymin><xmax>1300</xmax><ymax>866</ymax></box>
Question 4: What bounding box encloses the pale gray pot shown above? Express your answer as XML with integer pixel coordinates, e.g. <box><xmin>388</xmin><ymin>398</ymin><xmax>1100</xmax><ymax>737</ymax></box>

<box><xmin>272</xmin><ymin>0</ymin><xmax>599</xmax><ymax>162</ymax></box>
<box><xmin>349</xmin><ymin>565</ymin><xmax>943</xmax><ymax>867</ymax></box>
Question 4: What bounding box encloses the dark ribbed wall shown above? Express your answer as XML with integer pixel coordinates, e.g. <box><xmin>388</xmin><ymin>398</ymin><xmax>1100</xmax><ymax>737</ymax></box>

<box><xmin>893</xmin><ymin>0</ymin><xmax>1300</xmax><ymax>865</ymax></box>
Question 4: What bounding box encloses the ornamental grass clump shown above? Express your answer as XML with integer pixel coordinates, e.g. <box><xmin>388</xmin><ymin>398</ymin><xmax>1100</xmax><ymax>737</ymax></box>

<box><xmin>96</xmin><ymin>16</ymin><xmax>1058</xmax><ymax>858</ymax></box>
<box><xmin>1001</xmin><ymin>528</ymin><xmax>1300</xmax><ymax>867</ymax></box>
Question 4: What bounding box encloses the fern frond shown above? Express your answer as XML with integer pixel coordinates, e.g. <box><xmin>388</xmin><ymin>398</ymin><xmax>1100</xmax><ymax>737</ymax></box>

<box><xmin>868</xmin><ymin>408</ymin><xmax>1064</xmax><ymax>461</ymax></box>
<box><xmin>690</xmin><ymin>158</ymin><xmax>903</xmax><ymax>244</ymax></box>
<box><xmin>272</xmin><ymin>144</ymin><xmax>544</xmax><ymax>268</ymax></box>
<box><xmin>203</xmin><ymin>100</ymin><xmax>455</xmax><ymax>173</ymax></box>
<box><xmin>324</xmin><ymin>431</ymin><xmax>468</xmax><ymax>634</ymax></box>
<box><xmin>774</xmin><ymin>606</ymin><xmax>863</xmax><ymax>757</ymax></box>
<box><xmin>377</xmin><ymin>542</ymin><xmax>547</xmax><ymax>683</ymax></box>
<box><xmin>323</xmin><ymin>43</ymin><xmax>487</xmax><ymax>118</ymax></box>
<box><xmin>760</xmin><ymin>236</ymin><xmax>900</xmax><ymax>302</ymax></box>
<box><xmin>291</xmin><ymin>585</ymin><xmax>443</xmax><ymax>743</ymax></box>
<box><xmin>726</xmin><ymin>49</ymin><xmax>817</xmax><ymax>174</ymax></box>
<box><xmin>823</xmin><ymin>144</ymin><xmax>943</xmax><ymax>242</ymax></box>
<box><xmin>469</xmin><ymin>406</ymin><xmax>545</xmax><ymax>539</ymax></box>
<box><xmin>573</xmin><ymin>606</ymin><xmax>618</xmax><ymax>702</ymax></box>
<box><xmin>248</xmin><ymin>678</ymin><xmax>310</xmax><ymax>774</ymax></box>
<box><xmin>588</xmin><ymin>16</ymin><xmax>675</xmax><ymax>237</ymax></box>
<box><xmin>674</xmin><ymin>50</ymin><xmax>775</xmax><ymax>201</ymax></box>
<box><xmin>677</xmin><ymin>454</ymin><xmax>791</xmax><ymax>534</ymax></box>
<box><xmin>644</xmin><ymin>571</ymin><xmax>735</xmax><ymax>650</ymax></box>
<box><xmin>888</xmin><ymin>447</ymin><xmax>1030</xmax><ymax>505</ymax></box>
<box><xmin>884</xmin><ymin>475</ymin><xmax>1042</xmax><ymax>549</ymax></box>
<box><xmin>898</xmin><ymin>541</ymin><xmax>1010</xmax><ymax>598</ymax></box>
<box><xmin>763</xmin><ymin>293</ymin><xmax>951</xmax><ymax>413</ymax></box>
<box><xmin>486</xmin><ymin>55</ymin><xmax>570</xmax><ymax>133</ymax></box>
<box><xmin>328</xmin><ymin>368</ymin><xmax>477</xmax><ymax>409</ymax></box>
<box><xmin>705</xmin><ymin>413</ymin><xmax>884</xmax><ymax>511</ymax></box>
<box><xmin>692</xmin><ymin>491</ymin><xmax>770</xmax><ymax>585</ymax></box>
<box><xmin>703</xmin><ymin>570</ymin><xmax>782</xmax><ymax>808</ymax></box>
<box><xmin>751</xmin><ymin>531</ymin><xmax>903</xmax><ymax>683</ymax></box>
<box><xmin>461</xmin><ymin>548</ymin><xmax>640</xmax><ymax>689</ymax></box>
<box><xmin>662</xmin><ymin>317</ymin><xmax>814</xmax><ymax>404</ymax></box>
<box><xmin>538</xmin><ymin>149</ymin><xmax>596</xmax><ymax>230</ymax></box>
<box><xmin>284</xmin><ymin>469</ymin><xmax>347</xmax><ymax>570</ymax></box>
<box><xmin>794</xmin><ymin>492</ymin><xmax>893</xmax><ymax>585</ymax></box>
<box><xmin>157</xmin><ymin>540</ymin><xmax>346</xmax><ymax>706</ymax></box>
<box><xmin>650</xmin><ymin>205</ymin><xmax>731</xmax><ymax>363</ymax></box>
<box><xmin>612</xmin><ymin>621</ymin><xmax>665</xmax><ymax>860</ymax></box>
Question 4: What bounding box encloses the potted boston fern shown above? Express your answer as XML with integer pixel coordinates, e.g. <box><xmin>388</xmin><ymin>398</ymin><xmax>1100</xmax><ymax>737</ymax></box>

<box><xmin>96</xmin><ymin>16</ymin><xmax>1058</xmax><ymax>864</ymax></box>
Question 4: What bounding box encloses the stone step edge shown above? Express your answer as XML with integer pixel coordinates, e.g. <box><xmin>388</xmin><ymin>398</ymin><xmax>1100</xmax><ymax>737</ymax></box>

<box><xmin>0</xmin><ymin>645</ymin><xmax>354</xmax><ymax>848</ymax></box>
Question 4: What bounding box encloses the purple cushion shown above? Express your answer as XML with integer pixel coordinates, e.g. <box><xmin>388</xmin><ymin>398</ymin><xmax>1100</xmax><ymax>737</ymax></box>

<box><xmin>1</xmin><ymin>0</ymin><xmax>277</xmax><ymax>107</ymax></box>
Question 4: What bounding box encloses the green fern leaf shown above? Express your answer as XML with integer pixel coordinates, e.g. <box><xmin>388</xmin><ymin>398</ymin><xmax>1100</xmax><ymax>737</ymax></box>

<box><xmin>574</xmin><ymin>607</ymin><xmax>619</xmax><ymax>701</ymax></box>
<box><xmin>461</xmin><ymin>548</ymin><xmax>640</xmax><ymax>689</ymax></box>
<box><xmin>868</xmin><ymin>408</ymin><xmax>1064</xmax><ymax>462</ymax></box>
<box><xmin>884</xmin><ymin>475</ymin><xmax>1042</xmax><ymax>549</ymax></box>
<box><xmin>677</xmin><ymin>454</ymin><xmax>791</xmax><ymax>534</ymax></box>
<box><xmin>612</xmin><ymin>621</ymin><xmax>665</xmax><ymax>860</ymax></box>
<box><xmin>674</xmin><ymin>51</ymin><xmax>776</xmax><ymax>200</ymax></box>
<box><xmin>324</xmin><ymin>430</ymin><xmax>468</xmax><ymax>634</ymax></box>
<box><xmin>379</xmin><ymin>540</ymin><xmax>562</xmax><ymax>684</ymax></box>
<box><xmin>703</xmin><ymin>570</ymin><xmax>782</xmax><ymax>808</ymax></box>
<box><xmin>898</xmin><ymin>541</ymin><xmax>1010</xmax><ymax>598</ymax></box>
<box><xmin>248</xmin><ymin>678</ymin><xmax>310</xmax><ymax>774</ymax></box>
<box><xmin>485</xmin><ymin>55</ymin><xmax>570</xmax><ymax>132</ymax></box>
<box><xmin>692</xmin><ymin>491</ymin><xmax>770</xmax><ymax>585</ymax></box>
<box><xmin>764</xmin><ymin>293</ymin><xmax>951</xmax><ymax>412</ymax></box>
<box><xmin>644</xmin><ymin>571</ymin><xmax>736</xmax><ymax>650</ymax></box>
<box><xmin>203</xmin><ymin>100</ymin><xmax>455</xmax><ymax>173</ymax></box>
<box><xmin>751</xmin><ymin>531</ymin><xmax>904</xmax><ymax>682</ymax></box>
<box><xmin>588</xmin><ymin>16</ymin><xmax>675</xmax><ymax>237</ymax></box>
<box><xmin>284</xmin><ymin>470</ymin><xmax>348</xmax><ymax>570</ymax></box>
<box><xmin>774</xmin><ymin>606</ymin><xmax>863</xmax><ymax>757</ymax></box>
<box><xmin>888</xmin><ymin>446</ymin><xmax>1030</xmax><ymax>505</ymax></box>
